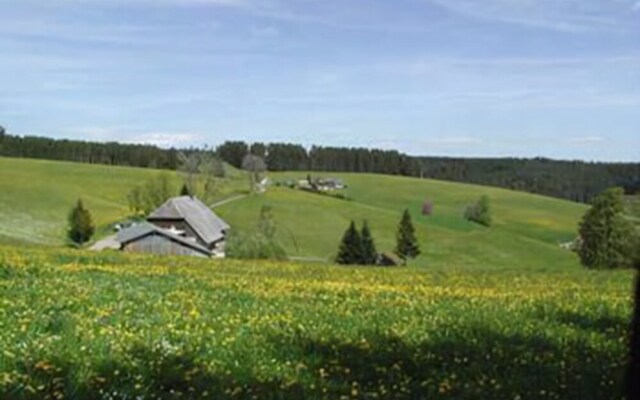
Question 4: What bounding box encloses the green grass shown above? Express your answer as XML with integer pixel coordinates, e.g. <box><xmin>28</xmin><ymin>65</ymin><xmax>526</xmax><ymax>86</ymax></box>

<box><xmin>0</xmin><ymin>157</ymin><xmax>246</xmax><ymax>245</ymax></box>
<box><xmin>0</xmin><ymin>156</ymin><xmax>589</xmax><ymax>270</ymax></box>
<box><xmin>0</xmin><ymin>157</ymin><xmax>634</xmax><ymax>399</ymax></box>
<box><xmin>0</xmin><ymin>246</ymin><xmax>633</xmax><ymax>399</ymax></box>
<box><xmin>217</xmin><ymin>172</ymin><xmax>586</xmax><ymax>270</ymax></box>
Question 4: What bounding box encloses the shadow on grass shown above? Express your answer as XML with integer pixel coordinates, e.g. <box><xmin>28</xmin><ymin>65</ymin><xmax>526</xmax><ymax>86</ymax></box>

<box><xmin>4</xmin><ymin>327</ymin><xmax>626</xmax><ymax>400</ymax></box>
<box><xmin>267</xmin><ymin>328</ymin><xmax>625</xmax><ymax>400</ymax></box>
<box><xmin>548</xmin><ymin>310</ymin><xmax>628</xmax><ymax>338</ymax></box>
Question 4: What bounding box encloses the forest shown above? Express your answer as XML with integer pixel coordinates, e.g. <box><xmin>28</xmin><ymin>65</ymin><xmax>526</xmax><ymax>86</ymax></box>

<box><xmin>1</xmin><ymin>128</ymin><xmax>638</xmax><ymax>203</ymax></box>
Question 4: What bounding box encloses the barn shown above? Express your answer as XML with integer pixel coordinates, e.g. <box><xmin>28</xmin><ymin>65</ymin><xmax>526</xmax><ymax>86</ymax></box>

<box><xmin>117</xmin><ymin>222</ymin><xmax>212</xmax><ymax>257</ymax></box>
<box><xmin>116</xmin><ymin>196</ymin><xmax>229</xmax><ymax>258</ymax></box>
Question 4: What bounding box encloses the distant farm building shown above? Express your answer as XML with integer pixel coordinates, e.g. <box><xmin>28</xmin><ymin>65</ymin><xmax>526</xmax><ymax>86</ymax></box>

<box><xmin>115</xmin><ymin>196</ymin><xmax>229</xmax><ymax>258</ymax></box>
<box><xmin>298</xmin><ymin>177</ymin><xmax>346</xmax><ymax>192</ymax></box>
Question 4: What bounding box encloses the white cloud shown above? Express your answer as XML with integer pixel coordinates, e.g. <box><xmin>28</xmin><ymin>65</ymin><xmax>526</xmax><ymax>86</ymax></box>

<box><xmin>566</xmin><ymin>136</ymin><xmax>605</xmax><ymax>144</ymax></box>
<box><xmin>68</xmin><ymin>126</ymin><xmax>205</xmax><ymax>148</ymax></box>
<box><xmin>126</xmin><ymin>132</ymin><xmax>205</xmax><ymax>147</ymax></box>
<box><xmin>423</xmin><ymin>0</ymin><xmax>635</xmax><ymax>32</ymax></box>
<box><xmin>425</xmin><ymin>136</ymin><xmax>482</xmax><ymax>145</ymax></box>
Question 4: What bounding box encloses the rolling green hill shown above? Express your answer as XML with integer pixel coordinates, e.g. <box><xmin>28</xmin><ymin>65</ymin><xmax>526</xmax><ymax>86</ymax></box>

<box><xmin>218</xmin><ymin>172</ymin><xmax>586</xmax><ymax>270</ymax></box>
<box><xmin>0</xmin><ymin>157</ymin><xmax>246</xmax><ymax>245</ymax></box>
<box><xmin>0</xmin><ymin>156</ymin><xmax>634</xmax><ymax>399</ymax></box>
<box><xmin>0</xmin><ymin>156</ymin><xmax>588</xmax><ymax>270</ymax></box>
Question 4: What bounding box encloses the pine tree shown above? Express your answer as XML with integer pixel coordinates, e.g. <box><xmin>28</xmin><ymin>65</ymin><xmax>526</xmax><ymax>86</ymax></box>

<box><xmin>68</xmin><ymin>199</ymin><xmax>95</xmax><ymax>245</ymax></box>
<box><xmin>578</xmin><ymin>187</ymin><xmax>634</xmax><ymax>269</ymax></box>
<box><xmin>360</xmin><ymin>220</ymin><xmax>378</xmax><ymax>265</ymax></box>
<box><xmin>395</xmin><ymin>209</ymin><xmax>420</xmax><ymax>265</ymax></box>
<box><xmin>180</xmin><ymin>183</ymin><xmax>190</xmax><ymax>196</ymax></box>
<box><xmin>336</xmin><ymin>221</ymin><xmax>364</xmax><ymax>265</ymax></box>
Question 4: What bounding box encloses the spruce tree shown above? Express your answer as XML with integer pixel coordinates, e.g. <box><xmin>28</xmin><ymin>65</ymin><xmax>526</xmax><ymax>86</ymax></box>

<box><xmin>578</xmin><ymin>187</ymin><xmax>634</xmax><ymax>269</ymax></box>
<box><xmin>336</xmin><ymin>221</ymin><xmax>363</xmax><ymax>265</ymax></box>
<box><xmin>360</xmin><ymin>220</ymin><xmax>378</xmax><ymax>265</ymax></box>
<box><xmin>180</xmin><ymin>183</ymin><xmax>190</xmax><ymax>196</ymax></box>
<box><xmin>395</xmin><ymin>209</ymin><xmax>420</xmax><ymax>265</ymax></box>
<box><xmin>68</xmin><ymin>199</ymin><xmax>95</xmax><ymax>245</ymax></box>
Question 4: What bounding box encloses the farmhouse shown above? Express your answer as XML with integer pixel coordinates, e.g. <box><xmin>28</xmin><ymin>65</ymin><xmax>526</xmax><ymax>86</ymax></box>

<box><xmin>116</xmin><ymin>196</ymin><xmax>229</xmax><ymax>258</ymax></box>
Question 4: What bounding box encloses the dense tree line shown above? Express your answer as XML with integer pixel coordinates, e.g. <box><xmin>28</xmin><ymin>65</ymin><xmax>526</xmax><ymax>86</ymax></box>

<box><xmin>0</xmin><ymin>131</ymin><xmax>179</xmax><ymax>169</ymax></box>
<box><xmin>415</xmin><ymin>156</ymin><xmax>640</xmax><ymax>203</ymax></box>
<box><xmin>1</xmin><ymin>129</ymin><xmax>638</xmax><ymax>203</ymax></box>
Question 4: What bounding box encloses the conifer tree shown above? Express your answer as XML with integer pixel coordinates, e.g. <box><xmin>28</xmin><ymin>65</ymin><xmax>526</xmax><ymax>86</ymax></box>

<box><xmin>360</xmin><ymin>220</ymin><xmax>378</xmax><ymax>265</ymax></box>
<box><xmin>578</xmin><ymin>187</ymin><xmax>634</xmax><ymax>269</ymax></box>
<box><xmin>395</xmin><ymin>209</ymin><xmax>420</xmax><ymax>265</ymax></box>
<box><xmin>180</xmin><ymin>183</ymin><xmax>190</xmax><ymax>196</ymax></box>
<box><xmin>336</xmin><ymin>221</ymin><xmax>364</xmax><ymax>265</ymax></box>
<box><xmin>68</xmin><ymin>199</ymin><xmax>95</xmax><ymax>245</ymax></box>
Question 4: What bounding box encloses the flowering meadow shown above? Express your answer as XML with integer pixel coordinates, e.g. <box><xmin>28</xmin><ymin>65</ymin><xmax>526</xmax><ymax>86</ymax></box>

<box><xmin>0</xmin><ymin>245</ymin><xmax>634</xmax><ymax>399</ymax></box>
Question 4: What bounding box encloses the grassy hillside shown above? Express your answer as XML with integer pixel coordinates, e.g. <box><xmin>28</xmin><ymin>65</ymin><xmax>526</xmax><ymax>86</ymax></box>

<box><xmin>0</xmin><ymin>156</ymin><xmax>589</xmax><ymax>270</ymax></box>
<box><xmin>0</xmin><ymin>157</ymin><xmax>246</xmax><ymax>245</ymax></box>
<box><xmin>0</xmin><ymin>246</ymin><xmax>633</xmax><ymax>399</ymax></box>
<box><xmin>217</xmin><ymin>172</ymin><xmax>586</xmax><ymax>270</ymax></box>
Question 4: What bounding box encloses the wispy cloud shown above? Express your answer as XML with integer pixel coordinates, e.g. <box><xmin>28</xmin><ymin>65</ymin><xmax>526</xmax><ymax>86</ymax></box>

<box><xmin>69</xmin><ymin>126</ymin><xmax>205</xmax><ymax>148</ymax></box>
<box><xmin>423</xmin><ymin>0</ymin><xmax>636</xmax><ymax>32</ymax></box>
<box><xmin>566</xmin><ymin>136</ymin><xmax>605</xmax><ymax>144</ymax></box>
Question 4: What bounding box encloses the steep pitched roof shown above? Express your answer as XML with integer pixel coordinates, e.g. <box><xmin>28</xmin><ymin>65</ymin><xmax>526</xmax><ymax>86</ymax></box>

<box><xmin>147</xmin><ymin>196</ymin><xmax>229</xmax><ymax>244</ymax></box>
<box><xmin>117</xmin><ymin>221</ymin><xmax>212</xmax><ymax>256</ymax></box>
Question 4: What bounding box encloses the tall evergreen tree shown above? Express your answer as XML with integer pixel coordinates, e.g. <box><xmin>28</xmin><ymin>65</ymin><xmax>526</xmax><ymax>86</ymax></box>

<box><xmin>360</xmin><ymin>220</ymin><xmax>378</xmax><ymax>265</ymax></box>
<box><xmin>395</xmin><ymin>209</ymin><xmax>420</xmax><ymax>265</ymax></box>
<box><xmin>67</xmin><ymin>199</ymin><xmax>95</xmax><ymax>245</ymax></box>
<box><xmin>336</xmin><ymin>221</ymin><xmax>364</xmax><ymax>265</ymax></box>
<box><xmin>578</xmin><ymin>187</ymin><xmax>635</xmax><ymax>269</ymax></box>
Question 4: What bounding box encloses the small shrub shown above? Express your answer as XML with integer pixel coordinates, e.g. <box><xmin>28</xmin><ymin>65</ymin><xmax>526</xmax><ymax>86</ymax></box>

<box><xmin>422</xmin><ymin>201</ymin><xmax>433</xmax><ymax>216</ymax></box>
<box><xmin>225</xmin><ymin>231</ymin><xmax>287</xmax><ymax>261</ymax></box>
<box><xmin>464</xmin><ymin>195</ymin><xmax>492</xmax><ymax>227</ymax></box>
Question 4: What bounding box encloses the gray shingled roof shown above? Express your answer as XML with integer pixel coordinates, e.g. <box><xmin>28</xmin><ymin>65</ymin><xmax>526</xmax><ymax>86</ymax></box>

<box><xmin>116</xmin><ymin>221</ymin><xmax>212</xmax><ymax>256</ymax></box>
<box><xmin>147</xmin><ymin>196</ymin><xmax>229</xmax><ymax>245</ymax></box>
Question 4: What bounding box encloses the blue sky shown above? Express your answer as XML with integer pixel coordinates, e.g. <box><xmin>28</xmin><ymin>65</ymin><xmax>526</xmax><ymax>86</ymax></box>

<box><xmin>1</xmin><ymin>0</ymin><xmax>639</xmax><ymax>161</ymax></box>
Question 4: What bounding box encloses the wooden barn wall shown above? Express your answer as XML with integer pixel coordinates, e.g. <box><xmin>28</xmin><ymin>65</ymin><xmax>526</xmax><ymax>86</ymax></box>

<box><xmin>123</xmin><ymin>234</ymin><xmax>207</xmax><ymax>257</ymax></box>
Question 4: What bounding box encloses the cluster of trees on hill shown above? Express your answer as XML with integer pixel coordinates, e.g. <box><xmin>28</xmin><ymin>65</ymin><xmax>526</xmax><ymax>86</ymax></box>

<box><xmin>337</xmin><ymin>210</ymin><xmax>421</xmax><ymax>266</ymax></box>
<box><xmin>2</xmin><ymin>127</ymin><xmax>638</xmax><ymax>203</ymax></box>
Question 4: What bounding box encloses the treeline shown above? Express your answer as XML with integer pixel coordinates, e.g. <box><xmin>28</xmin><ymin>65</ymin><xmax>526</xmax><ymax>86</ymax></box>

<box><xmin>1</xmin><ymin>128</ymin><xmax>638</xmax><ymax>203</ymax></box>
<box><xmin>0</xmin><ymin>130</ymin><xmax>179</xmax><ymax>169</ymax></box>
<box><xmin>415</xmin><ymin>157</ymin><xmax>640</xmax><ymax>203</ymax></box>
<box><xmin>217</xmin><ymin>141</ymin><xmax>640</xmax><ymax>202</ymax></box>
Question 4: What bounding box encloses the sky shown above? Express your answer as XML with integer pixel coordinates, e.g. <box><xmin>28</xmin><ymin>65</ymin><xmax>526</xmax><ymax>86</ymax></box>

<box><xmin>1</xmin><ymin>0</ymin><xmax>639</xmax><ymax>161</ymax></box>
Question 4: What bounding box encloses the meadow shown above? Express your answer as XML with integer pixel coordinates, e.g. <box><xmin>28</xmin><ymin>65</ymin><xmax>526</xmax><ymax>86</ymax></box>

<box><xmin>0</xmin><ymin>157</ymin><xmax>245</xmax><ymax>245</ymax></box>
<box><xmin>0</xmin><ymin>245</ymin><xmax>634</xmax><ymax>399</ymax></box>
<box><xmin>0</xmin><ymin>156</ymin><xmax>636</xmax><ymax>399</ymax></box>
<box><xmin>0</xmin><ymin>156</ymin><xmax>590</xmax><ymax>270</ymax></box>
